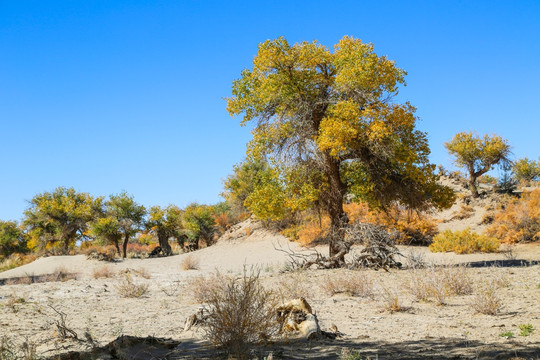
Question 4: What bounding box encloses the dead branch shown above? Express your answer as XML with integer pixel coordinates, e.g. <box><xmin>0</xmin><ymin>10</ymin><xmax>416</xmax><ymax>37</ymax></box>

<box><xmin>48</xmin><ymin>305</ymin><xmax>78</xmax><ymax>340</ymax></box>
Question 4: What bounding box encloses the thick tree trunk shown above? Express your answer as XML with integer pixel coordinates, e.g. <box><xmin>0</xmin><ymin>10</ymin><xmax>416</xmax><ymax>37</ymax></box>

<box><xmin>323</xmin><ymin>154</ymin><xmax>348</xmax><ymax>260</ymax></box>
<box><xmin>114</xmin><ymin>241</ymin><xmax>121</xmax><ymax>256</ymax></box>
<box><xmin>157</xmin><ymin>231</ymin><xmax>172</xmax><ymax>256</ymax></box>
<box><xmin>122</xmin><ymin>234</ymin><xmax>129</xmax><ymax>258</ymax></box>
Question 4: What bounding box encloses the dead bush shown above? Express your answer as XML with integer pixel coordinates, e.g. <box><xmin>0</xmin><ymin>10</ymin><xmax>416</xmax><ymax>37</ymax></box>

<box><xmin>471</xmin><ymin>280</ymin><xmax>502</xmax><ymax>315</ymax></box>
<box><xmin>202</xmin><ymin>269</ymin><xmax>279</xmax><ymax>359</ymax></box>
<box><xmin>487</xmin><ymin>189</ymin><xmax>540</xmax><ymax>243</ymax></box>
<box><xmin>116</xmin><ymin>275</ymin><xmax>149</xmax><ymax>298</ymax></box>
<box><xmin>92</xmin><ymin>265</ymin><xmax>116</xmax><ymax>279</ymax></box>
<box><xmin>0</xmin><ymin>336</ymin><xmax>38</xmax><ymax>360</ymax></box>
<box><xmin>181</xmin><ymin>255</ymin><xmax>200</xmax><ymax>271</ymax></box>
<box><xmin>454</xmin><ymin>204</ymin><xmax>474</xmax><ymax>220</ymax></box>
<box><xmin>405</xmin><ymin>266</ymin><xmax>474</xmax><ymax>304</ymax></box>
<box><xmin>321</xmin><ymin>270</ymin><xmax>374</xmax><ymax>298</ymax></box>
<box><xmin>118</xmin><ymin>267</ymin><xmax>151</xmax><ymax>279</ymax></box>
<box><xmin>186</xmin><ymin>273</ymin><xmax>232</xmax><ymax>304</ymax></box>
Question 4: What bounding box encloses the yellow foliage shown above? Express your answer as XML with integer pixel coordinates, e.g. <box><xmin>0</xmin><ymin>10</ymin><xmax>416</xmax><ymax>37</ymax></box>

<box><xmin>487</xmin><ymin>189</ymin><xmax>540</xmax><ymax>243</ymax></box>
<box><xmin>297</xmin><ymin>216</ymin><xmax>331</xmax><ymax>245</ymax></box>
<box><xmin>429</xmin><ymin>228</ymin><xmax>500</xmax><ymax>254</ymax></box>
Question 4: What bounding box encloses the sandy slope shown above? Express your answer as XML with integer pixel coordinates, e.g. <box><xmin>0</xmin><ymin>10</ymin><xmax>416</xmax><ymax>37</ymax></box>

<box><xmin>1</xmin><ymin>219</ymin><xmax>540</xmax><ymax>359</ymax></box>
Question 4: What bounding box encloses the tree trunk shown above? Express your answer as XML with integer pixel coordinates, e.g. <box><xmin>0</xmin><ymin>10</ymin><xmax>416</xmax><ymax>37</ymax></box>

<box><xmin>114</xmin><ymin>241</ymin><xmax>121</xmax><ymax>256</ymax></box>
<box><xmin>158</xmin><ymin>231</ymin><xmax>172</xmax><ymax>256</ymax></box>
<box><xmin>323</xmin><ymin>154</ymin><xmax>348</xmax><ymax>260</ymax></box>
<box><xmin>122</xmin><ymin>234</ymin><xmax>129</xmax><ymax>258</ymax></box>
<box><xmin>469</xmin><ymin>176</ymin><xmax>479</xmax><ymax>198</ymax></box>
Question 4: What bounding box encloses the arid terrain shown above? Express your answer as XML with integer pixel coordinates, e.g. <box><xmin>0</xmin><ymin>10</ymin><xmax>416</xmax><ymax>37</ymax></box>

<box><xmin>1</xmin><ymin>215</ymin><xmax>540</xmax><ymax>359</ymax></box>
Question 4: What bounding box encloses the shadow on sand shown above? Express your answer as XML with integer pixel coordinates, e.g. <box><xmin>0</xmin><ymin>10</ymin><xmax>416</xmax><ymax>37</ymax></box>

<box><xmin>48</xmin><ymin>335</ymin><xmax>540</xmax><ymax>360</ymax></box>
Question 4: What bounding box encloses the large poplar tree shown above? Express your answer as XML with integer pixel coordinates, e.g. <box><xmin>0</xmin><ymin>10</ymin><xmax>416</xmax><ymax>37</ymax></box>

<box><xmin>227</xmin><ymin>36</ymin><xmax>453</xmax><ymax>258</ymax></box>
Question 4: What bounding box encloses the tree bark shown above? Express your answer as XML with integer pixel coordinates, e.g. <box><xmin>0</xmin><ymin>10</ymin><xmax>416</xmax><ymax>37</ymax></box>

<box><xmin>122</xmin><ymin>234</ymin><xmax>129</xmax><ymax>258</ymax></box>
<box><xmin>469</xmin><ymin>176</ymin><xmax>479</xmax><ymax>198</ymax></box>
<box><xmin>157</xmin><ymin>231</ymin><xmax>172</xmax><ymax>256</ymax></box>
<box><xmin>323</xmin><ymin>153</ymin><xmax>348</xmax><ymax>260</ymax></box>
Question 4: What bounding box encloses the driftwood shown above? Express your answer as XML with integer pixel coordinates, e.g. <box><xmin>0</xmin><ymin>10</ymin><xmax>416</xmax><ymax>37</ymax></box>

<box><xmin>183</xmin><ymin>307</ymin><xmax>211</xmax><ymax>331</ymax></box>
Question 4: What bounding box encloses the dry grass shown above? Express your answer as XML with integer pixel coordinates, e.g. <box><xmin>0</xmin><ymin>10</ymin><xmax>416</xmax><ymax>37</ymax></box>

<box><xmin>92</xmin><ymin>265</ymin><xmax>116</xmax><ymax>279</ymax></box>
<box><xmin>202</xmin><ymin>268</ymin><xmax>279</xmax><ymax>359</ymax></box>
<box><xmin>274</xmin><ymin>271</ymin><xmax>312</xmax><ymax>301</ymax></box>
<box><xmin>4</xmin><ymin>267</ymin><xmax>78</xmax><ymax>285</ymax></box>
<box><xmin>321</xmin><ymin>270</ymin><xmax>374</xmax><ymax>298</ymax></box>
<box><xmin>180</xmin><ymin>255</ymin><xmax>200</xmax><ymax>271</ymax></box>
<box><xmin>471</xmin><ymin>280</ymin><xmax>502</xmax><ymax>315</ymax></box>
<box><xmin>118</xmin><ymin>267</ymin><xmax>151</xmax><ymax>279</ymax></box>
<box><xmin>186</xmin><ymin>272</ymin><xmax>232</xmax><ymax>304</ymax></box>
<box><xmin>0</xmin><ymin>336</ymin><xmax>38</xmax><ymax>360</ymax></box>
<box><xmin>116</xmin><ymin>275</ymin><xmax>149</xmax><ymax>298</ymax></box>
<box><xmin>405</xmin><ymin>266</ymin><xmax>474</xmax><ymax>305</ymax></box>
<box><xmin>5</xmin><ymin>294</ymin><xmax>26</xmax><ymax>313</ymax></box>
<box><xmin>381</xmin><ymin>287</ymin><xmax>404</xmax><ymax>313</ymax></box>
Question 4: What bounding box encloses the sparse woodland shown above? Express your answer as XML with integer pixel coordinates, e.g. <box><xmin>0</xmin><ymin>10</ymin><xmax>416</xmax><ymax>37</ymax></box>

<box><xmin>1</xmin><ymin>36</ymin><xmax>540</xmax><ymax>359</ymax></box>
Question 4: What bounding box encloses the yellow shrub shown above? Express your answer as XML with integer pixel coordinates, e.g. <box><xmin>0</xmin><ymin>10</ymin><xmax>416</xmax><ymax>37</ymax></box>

<box><xmin>487</xmin><ymin>189</ymin><xmax>540</xmax><ymax>243</ymax></box>
<box><xmin>429</xmin><ymin>228</ymin><xmax>500</xmax><ymax>254</ymax></box>
<box><xmin>296</xmin><ymin>216</ymin><xmax>330</xmax><ymax>245</ymax></box>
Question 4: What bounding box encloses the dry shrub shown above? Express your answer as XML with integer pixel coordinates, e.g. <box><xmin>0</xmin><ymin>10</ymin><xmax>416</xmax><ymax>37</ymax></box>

<box><xmin>118</xmin><ymin>267</ymin><xmax>151</xmax><ymax>279</ymax></box>
<box><xmin>181</xmin><ymin>255</ymin><xmax>200</xmax><ymax>271</ymax></box>
<box><xmin>471</xmin><ymin>279</ymin><xmax>502</xmax><ymax>315</ymax></box>
<box><xmin>84</xmin><ymin>245</ymin><xmax>117</xmax><ymax>262</ymax></box>
<box><xmin>487</xmin><ymin>189</ymin><xmax>540</xmax><ymax>243</ymax></box>
<box><xmin>381</xmin><ymin>287</ymin><xmax>403</xmax><ymax>313</ymax></box>
<box><xmin>274</xmin><ymin>271</ymin><xmax>312</xmax><ymax>301</ymax></box>
<box><xmin>202</xmin><ymin>269</ymin><xmax>279</xmax><ymax>359</ymax></box>
<box><xmin>405</xmin><ymin>266</ymin><xmax>473</xmax><ymax>304</ymax></box>
<box><xmin>321</xmin><ymin>270</ymin><xmax>374</xmax><ymax>298</ymax></box>
<box><xmin>51</xmin><ymin>266</ymin><xmax>78</xmax><ymax>282</ymax></box>
<box><xmin>92</xmin><ymin>265</ymin><xmax>115</xmax><ymax>279</ymax></box>
<box><xmin>454</xmin><ymin>204</ymin><xmax>474</xmax><ymax>220</ymax></box>
<box><xmin>429</xmin><ymin>228</ymin><xmax>500</xmax><ymax>254</ymax></box>
<box><xmin>116</xmin><ymin>274</ymin><xmax>149</xmax><ymax>298</ymax></box>
<box><xmin>296</xmin><ymin>216</ymin><xmax>330</xmax><ymax>245</ymax></box>
<box><xmin>346</xmin><ymin>203</ymin><xmax>438</xmax><ymax>245</ymax></box>
<box><xmin>0</xmin><ymin>336</ymin><xmax>37</xmax><ymax>360</ymax></box>
<box><xmin>187</xmin><ymin>272</ymin><xmax>232</xmax><ymax>304</ymax></box>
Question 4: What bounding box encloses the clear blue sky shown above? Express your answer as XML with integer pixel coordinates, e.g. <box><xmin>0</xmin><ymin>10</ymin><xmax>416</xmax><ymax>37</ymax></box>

<box><xmin>1</xmin><ymin>1</ymin><xmax>539</xmax><ymax>221</ymax></box>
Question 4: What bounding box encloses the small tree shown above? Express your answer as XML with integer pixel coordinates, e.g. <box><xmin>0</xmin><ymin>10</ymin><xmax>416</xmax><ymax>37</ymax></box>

<box><xmin>445</xmin><ymin>132</ymin><xmax>511</xmax><ymax>198</ymax></box>
<box><xmin>90</xmin><ymin>216</ymin><xmax>123</xmax><ymax>255</ymax></box>
<box><xmin>146</xmin><ymin>205</ymin><xmax>185</xmax><ymax>255</ymax></box>
<box><xmin>0</xmin><ymin>220</ymin><xmax>27</xmax><ymax>258</ymax></box>
<box><xmin>105</xmin><ymin>192</ymin><xmax>146</xmax><ymax>258</ymax></box>
<box><xmin>23</xmin><ymin>187</ymin><xmax>102</xmax><ymax>252</ymax></box>
<box><xmin>512</xmin><ymin>157</ymin><xmax>540</xmax><ymax>184</ymax></box>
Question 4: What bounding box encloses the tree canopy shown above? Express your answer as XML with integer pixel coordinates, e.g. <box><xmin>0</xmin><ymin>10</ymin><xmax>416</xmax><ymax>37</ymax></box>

<box><xmin>227</xmin><ymin>36</ymin><xmax>454</xmax><ymax>257</ymax></box>
<box><xmin>23</xmin><ymin>187</ymin><xmax>102</xmax><ymax>252</ymax></box>
<box><xmin>147</xmin><ymin>205</ymin><xmax>185</xmax><ymax>255</ymax></box>
<box><xmin>0</xmin><ymin>220</ymin><xmax>27</xmax><ymax>258</ymax></box>
<box><xmin>445</xmin><ymin>132</ymin><xmax>511</xmax><ymax>197</ymax></box>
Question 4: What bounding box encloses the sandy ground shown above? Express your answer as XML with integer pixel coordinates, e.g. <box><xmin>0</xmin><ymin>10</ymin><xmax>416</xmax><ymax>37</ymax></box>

<box><xmin>1</xmin><ymin>220</ymin><xmax>540</xmax><ymax>359</ymax></box>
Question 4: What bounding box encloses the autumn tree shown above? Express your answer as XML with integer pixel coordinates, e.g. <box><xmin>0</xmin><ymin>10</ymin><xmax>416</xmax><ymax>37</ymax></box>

<box><xmin>23</xmin><ymin>187</ymin><xmax>102</xmax><ymax>252</ymax></box>
<box><xmin>445</xmin><ymin>132</ymin><xmax>511</xmax><ymax>197</ymax></box>
<box><xmin>0</xmin><ymin>220</ymin><xmax>27</xmax><ymax>258</ymax></box>
<box><xmin>227</xmin><ymin>36</ymin><xmax>453</xmax><ymax>259</ymax></box>
<box><xmin>182</xmin><ymin>203</ymin><xmax>216</xmax><ymax>250</ymax></box>
<box><xmin>90</xmin><ymin>216</ymin><xmax>123</xmax><ymax>255</ymax></box>
<box><xmin>146</xmin><ymin>205</ymin><xmax>185</xmax><ymax>255</ymax></box>
<box><xmin>512</xmin><ymin>157</ymin><xmax>540</xmax><ymax>184</ymax></box>
<box><xmin>103</xmin><ymin>192</ymin><xmax>146</xmax><ymax>258</ymax></box>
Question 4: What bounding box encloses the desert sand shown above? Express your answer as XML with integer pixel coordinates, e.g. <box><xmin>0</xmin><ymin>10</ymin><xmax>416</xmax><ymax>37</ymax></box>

<box><xmin>1</xmin><ymin>218</ymin><xmax>540</xmax><ymax>359</ymax></box>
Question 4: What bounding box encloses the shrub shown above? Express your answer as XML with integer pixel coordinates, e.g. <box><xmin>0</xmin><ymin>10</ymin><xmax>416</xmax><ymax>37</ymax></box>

<box><xmin>321</xmin><ymin>271</ymin><xmax>374</xmax><ymax>298</ymax></box>
<box><xmin>405</xmin><ymin>266</ymin><xmax>473</xmax><ymax>305</ymax></box>
<box><xmin>512</xmin><ymin>157</ymin><xmax>540</xmax><ymax>184</ymax></box>
<box><xmin>116</xmin><ymin>275</ymin><xmax>149</xmax><ymax>298</ymax></box>
<box><xmin>487</xmin><ymin>189</ymin><xmax>540</xmax><ymax>243</ymax></box>
<box><xmin>202</xmin><ymin>269</ymin><xmax>279</xmax><ymax>359</ymax></box>
<box><xmin>274</xmin><ymin>272</ymin><xmax>312</xmax><ymax>301</ymax></box>
<box><xmin>381</xmin><ymin>287</ymin><xmax>403</xmax><ymax>313</ymax></box>
<box><xmin>126</xmin><ymin>243</ymin><xmax>153</xmax><ymax>258</ymax></box>
<box><xmin>84</xmin><ymin>245</ymin><xmax>117</xmax><ymax>261</ymax></box>
<box><xmin>0</xmin><ymin>254</ymin><xmax>37</xmax><ymax>272</ymax></box>
<box><xmin>518</xmin><ymin>323</ymin><xmax>535</xmax><ymax>337</ymax></box>
<box><xmin>180</xmin><ymin>255</ymin><xmax>200</xmax><ymax>271</ymax></box>
<box><xmin>92</xmin><ymin>265</ymin><xmax>115</xmax><ymax>279</ymax></box>
<box><xmin>471</xmin><ymin>279</ymin><xmax>502</xmax><ymax>315</ymax></box>
<box><xmin>429</xmin><ymin>228</ymin><xmax>500</xmax><ymax>254</ymax></box>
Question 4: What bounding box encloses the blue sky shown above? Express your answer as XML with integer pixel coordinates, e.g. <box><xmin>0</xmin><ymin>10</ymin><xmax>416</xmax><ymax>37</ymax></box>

<box><xmin>1</xmin><ymin>1</ymin><xmax>539</xmax><ymax>221</ymax></box>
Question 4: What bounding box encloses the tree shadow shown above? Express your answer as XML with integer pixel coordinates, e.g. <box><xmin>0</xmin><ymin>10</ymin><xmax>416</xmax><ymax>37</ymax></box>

<box><xmin>462</xmin><ymin>259</ymin><xmax>540</xmax><ymax>268</ymax></box>
<box><xmin>47</xmin><ymin>335</ymin><xmax>540</xmax><ymax>360</ymax></box>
